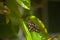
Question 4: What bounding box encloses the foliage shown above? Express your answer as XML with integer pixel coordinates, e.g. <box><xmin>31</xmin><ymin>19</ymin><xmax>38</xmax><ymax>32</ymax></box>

<box><xmin>0</xmin><ymin>0</ymin><xmax>48</xmax><ymax>40</ymax></box>
<box><xmin>16</xmin><ymin>0</ymin><xmax>30</xmax><ymax>10</ymax></box>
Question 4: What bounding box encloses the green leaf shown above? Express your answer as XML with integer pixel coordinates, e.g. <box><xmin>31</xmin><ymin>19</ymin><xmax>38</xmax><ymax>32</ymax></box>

<box><xmin>31</xmin><ymin>32</ymin><xmax>43</xmax><ymax>40</ymax></box>
<box><xmin>16</xmin><ymin>0</ymin><xmax>30</xmax><ymax>10</ymax></box>
<box><xmin>20</xmin><ymin>19</ymin><xmax>32</xmax><ymax>40</ymax></box>
<box><xmin>27</xmin><ymin>16</ymin><xmax>47</xmax><ymax>40</ymax></box>
<box><xmin>30</xmin><ymin>16</ymin><xmax>48</xmax><ymax>34</ymax></box>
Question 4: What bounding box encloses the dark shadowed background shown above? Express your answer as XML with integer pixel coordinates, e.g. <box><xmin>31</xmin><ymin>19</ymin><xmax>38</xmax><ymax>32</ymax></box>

<box><xmin>31</xmin><ymin>0</ymin><xmax>60</xmax><ymax>34</ymax></box>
